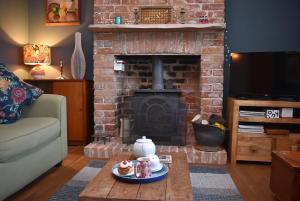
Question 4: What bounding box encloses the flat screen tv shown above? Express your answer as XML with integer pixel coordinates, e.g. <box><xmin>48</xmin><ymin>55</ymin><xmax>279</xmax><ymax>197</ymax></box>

<box><xmin>229</xmin><ymin>52</ymin><xmax>300</xmax><ymax>100</ymax></box>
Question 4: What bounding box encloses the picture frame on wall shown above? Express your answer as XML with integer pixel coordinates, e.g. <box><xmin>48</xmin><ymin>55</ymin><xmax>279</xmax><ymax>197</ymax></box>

<box><xmin>45</xmin><ymin>0</ymin><xmax>80</xmax><ymax>26</ymax></box>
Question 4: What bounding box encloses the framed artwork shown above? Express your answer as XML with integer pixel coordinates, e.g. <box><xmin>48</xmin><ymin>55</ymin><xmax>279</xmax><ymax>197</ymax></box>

<box><xmin>45</xmin><ymin>0</ymin><xmax>80</xmax><ymax>26</ymax></box>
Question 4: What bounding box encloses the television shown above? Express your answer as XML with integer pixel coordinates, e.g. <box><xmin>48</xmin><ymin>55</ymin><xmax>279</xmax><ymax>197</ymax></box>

<box><xmin>229</xmin><ymin>52</ymin><xmax>300</xmax><ymax>100</ymax></box>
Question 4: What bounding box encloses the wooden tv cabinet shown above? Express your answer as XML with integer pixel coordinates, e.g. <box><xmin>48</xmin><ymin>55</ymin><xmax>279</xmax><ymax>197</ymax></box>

<box><xmin>227</xmin><ymin>98</ymin><xmax>300</xmax><ymax>163</ymax></box>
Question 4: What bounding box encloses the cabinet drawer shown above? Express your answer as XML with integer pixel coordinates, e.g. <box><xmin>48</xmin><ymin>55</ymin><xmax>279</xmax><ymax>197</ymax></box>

<box><xmin>237</xmin><ymin>135</ymin><xmax>272</xmax><ymax>162</ymax></box>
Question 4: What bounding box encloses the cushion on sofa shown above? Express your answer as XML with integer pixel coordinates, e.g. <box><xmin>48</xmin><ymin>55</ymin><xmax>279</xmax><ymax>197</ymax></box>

<box><xmin>0</xmin><ymin>64</ymin><xmax>43</xmax><ymax>124</ymax></box>
<box><xmin>0</xmin><ymin>117</ymin><xmax>60</xmax><ymax>162</ymax></box>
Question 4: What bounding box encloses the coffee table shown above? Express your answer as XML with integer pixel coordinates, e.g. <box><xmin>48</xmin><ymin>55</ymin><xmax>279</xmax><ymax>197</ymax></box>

<box><xmin>270</xmin><ymin>151</ymin><xmax>300</xmax><ymax>201</ymax></box>
<box><xmin>79</xmin><ymin>152</ymin><xmax>193</xmax><ymax>201</ymax></box>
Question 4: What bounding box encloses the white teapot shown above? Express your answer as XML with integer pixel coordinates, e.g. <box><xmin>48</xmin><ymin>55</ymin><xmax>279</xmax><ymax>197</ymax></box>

<box><xmin>133</xmin><ymin>136</ymin><xmax>156</xmax><ymax>158</ymax></box>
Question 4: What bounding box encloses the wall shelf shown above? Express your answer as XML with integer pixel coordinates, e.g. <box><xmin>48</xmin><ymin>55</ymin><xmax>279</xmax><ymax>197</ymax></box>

<box><xmin>89</xmin><ymin>23</ymin><xmax>226</xmax><ymax>32</ymax></box>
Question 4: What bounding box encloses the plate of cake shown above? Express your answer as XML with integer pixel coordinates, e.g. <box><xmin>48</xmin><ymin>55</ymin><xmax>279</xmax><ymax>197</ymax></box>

<box><xmin>112</xmin><ymin>160</ymin><xmax>134</xmax><ymax>177</ymax></box>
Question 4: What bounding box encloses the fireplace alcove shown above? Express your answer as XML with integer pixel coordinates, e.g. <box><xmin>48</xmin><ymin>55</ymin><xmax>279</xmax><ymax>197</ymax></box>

<box><xmin>92</xmin><ymin>25</ymin><xmax>225</xmax><ymax>146</ymax></box>
<box><xmin>120</xmin><ymin>55</ymin><xmax>200</xmax><ymax>146</ymax></box>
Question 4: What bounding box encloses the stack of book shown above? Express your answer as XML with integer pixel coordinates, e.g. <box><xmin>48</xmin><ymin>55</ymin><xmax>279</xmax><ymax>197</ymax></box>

<box><xmin>159</xmin><ymin>155</ymin><xmax>172</xmax><ymax>164</ymax></box>
<box><xmin>238</xmin><ymin>124</ymin><xmax>264</xmax><ymax>133</ymax></box>
<box><xmin>240</xmin><ymin>110</ymin><xmax>265</xmax><ymax>117</ymax></box>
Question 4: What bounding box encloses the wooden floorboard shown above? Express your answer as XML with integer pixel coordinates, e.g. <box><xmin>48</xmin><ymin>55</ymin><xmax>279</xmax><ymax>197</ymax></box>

<box><xmin>5</xmin><ymin>146</ymin><xmax>277</xmax><ymax>201</ymax></box>
<box><xmin>228</xmin><ymin>162</ymin><xmax>277</xmax><ymax>201</ymax></box>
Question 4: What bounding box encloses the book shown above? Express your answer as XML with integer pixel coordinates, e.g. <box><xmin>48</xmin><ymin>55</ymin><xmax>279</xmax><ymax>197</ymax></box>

<box><xmin>238</xmin><ymin>124</ymin><xmax>264</xmax><ymax>129</ymax></box>
<box><xmin>239</xmin><ymin>110</ymin><xmax>265</xmax><ymax>117</ymax></box>
<box><xmin>159</xmin><ymin>155</ymin><xmax>172</xmax><ymax>164</ymax></box>
<box><xmin>238</xmin><ymin>129</ymin><xmax>264</xmax><ymax>133</ymax></box>
<box><xmin>238</xmin><ymin>124</ymin><xmax>264</xmax><ymax>133</ymax></box>
<box><xmin>265</xmin><ymin>129</ymin><xmax>289</xmax><ymax>135</ymax></box>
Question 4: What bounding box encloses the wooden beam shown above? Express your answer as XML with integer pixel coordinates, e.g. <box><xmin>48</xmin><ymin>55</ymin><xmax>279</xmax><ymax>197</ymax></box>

<box><xmin>89</xmin><ymin>23</ymin><xmax>226</xmax><ymax>32</ymax></box>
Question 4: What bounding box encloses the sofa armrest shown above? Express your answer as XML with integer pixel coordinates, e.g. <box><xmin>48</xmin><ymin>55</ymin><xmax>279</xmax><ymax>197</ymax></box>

<box><xmin>22</xmin><ymin>94</ymin><xmax>68</xmax><ymax>157</ymax></box>
<box><xmin>22</xmin><ymin>94</ymin><xmax>65</xmax><ymax>119</ymax></box>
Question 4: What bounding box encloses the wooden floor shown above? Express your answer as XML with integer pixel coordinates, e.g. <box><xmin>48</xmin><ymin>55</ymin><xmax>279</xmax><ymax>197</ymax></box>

<box><xmin>228</xmin><ymin>162</ymin><xmax>277</xmax><ymax>201</ymax></box>
<box><xmin>5</xmin><ymin>146</ymin><xmax>277</xmax><ymax>201</ymax></box>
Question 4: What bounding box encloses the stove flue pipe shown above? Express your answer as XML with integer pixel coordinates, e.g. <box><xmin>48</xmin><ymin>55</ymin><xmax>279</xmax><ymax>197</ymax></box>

<box><xmin>152</xmin><ymin>56</ymin><xmax>164</xmax><ymax>90</ymax></box>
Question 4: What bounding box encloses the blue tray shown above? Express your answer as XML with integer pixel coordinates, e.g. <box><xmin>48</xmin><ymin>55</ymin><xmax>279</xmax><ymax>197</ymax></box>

<box><xmin>112</xmin><ymin>162</ymin><xmax>169</xmax><ymax>183</ymax></box>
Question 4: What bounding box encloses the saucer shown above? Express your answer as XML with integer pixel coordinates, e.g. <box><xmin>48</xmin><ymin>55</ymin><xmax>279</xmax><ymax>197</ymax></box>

<box><xmin>152</xmin><ymin>163</ymin><xmax>163</xmax><ymax>172</ymax></box>
<box><xmin>112</xmin><ymin>167</ymin><xmax>134</xmax><ymax>177</ymax></box>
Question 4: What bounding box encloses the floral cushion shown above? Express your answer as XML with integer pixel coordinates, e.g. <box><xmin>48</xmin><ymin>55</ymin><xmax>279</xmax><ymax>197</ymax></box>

<box><xmin>0</xmin><ymin>64</ymin><xmax>43</xmax><ymax>124</ymax></box>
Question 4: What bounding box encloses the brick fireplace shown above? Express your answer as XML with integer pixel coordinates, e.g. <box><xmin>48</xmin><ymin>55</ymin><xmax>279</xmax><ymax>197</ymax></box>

<box><xmin>92</xmin><ymin>0</ymin><xmax>225</xmax><ymax>145</ymax></box>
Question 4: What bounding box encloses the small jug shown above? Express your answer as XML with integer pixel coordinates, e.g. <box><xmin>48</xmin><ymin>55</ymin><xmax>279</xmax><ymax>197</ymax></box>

<box><xmin>135</xmin><ymin>157</ymin><xmax>152</xmax><ymax>178</ymax></box>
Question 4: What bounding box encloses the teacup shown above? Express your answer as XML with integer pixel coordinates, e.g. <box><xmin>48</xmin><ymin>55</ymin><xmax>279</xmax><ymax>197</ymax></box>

<box><xmin>147</xmin><ymin>154</ymin><xmax>161</xmax><ymax>171</ymax></box>
<box><xmin>135</xmin><ymin>157</ymin><xmax>152</xmax><ymax>178</ymax></box>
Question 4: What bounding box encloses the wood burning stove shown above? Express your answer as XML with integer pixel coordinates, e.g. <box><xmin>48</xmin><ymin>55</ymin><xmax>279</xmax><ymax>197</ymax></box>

<box><xmin>123</xmin><ymin>56</ymin><xmax>187</xmax><ymax>145</ymax></box>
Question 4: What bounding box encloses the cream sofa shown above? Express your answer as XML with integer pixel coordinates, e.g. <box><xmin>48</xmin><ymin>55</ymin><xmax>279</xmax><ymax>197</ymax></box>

<box><xmin>0</xmin><ymin>94</ymin><xmax>68</xmax><ymax>200</ymax></box>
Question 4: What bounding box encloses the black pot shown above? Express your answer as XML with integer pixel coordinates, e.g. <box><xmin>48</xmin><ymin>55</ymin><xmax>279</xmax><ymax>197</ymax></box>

<box><xmin>192</xmin><ymin>123</ymin><xmax>225</xmax><ymax>147</ymax></box>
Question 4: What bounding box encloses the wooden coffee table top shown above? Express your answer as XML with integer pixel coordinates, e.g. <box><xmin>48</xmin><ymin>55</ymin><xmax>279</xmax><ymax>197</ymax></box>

<box><xmin>272</xmin><ymin>151</ymin><xmax>300</xmax><ymax>169</ymax></box>
<box><xmin>79</xmin><ymin>152</ymin><xmax>193</xmax><ymax>201</ymax></box>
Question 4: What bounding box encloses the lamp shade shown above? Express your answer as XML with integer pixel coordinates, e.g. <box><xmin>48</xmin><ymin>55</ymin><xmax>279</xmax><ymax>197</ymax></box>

<box><xmin>23</xmin><ymin>44</ymin><xmax>51</xmax><ymax>65</ymax></box>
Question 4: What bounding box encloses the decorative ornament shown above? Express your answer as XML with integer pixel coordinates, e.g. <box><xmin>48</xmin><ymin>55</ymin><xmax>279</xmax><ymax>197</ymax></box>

<box><xmin>266</xmin><ymin>109</ymin><xmax>280</xmax><ymax>119</ymax></box>
<box><xmin>179</xmin><ymin>8</ymin><xmax>186</xmax><ymax>24</ymax></box>
<box><xmin>56</xmin><ymin>60</ymin><xmax>65</xmax><ymax>79</ymax></box>
<box><xmin>133</xmin><ymin>8</ymin><xmax>139</xmax><ymax>24</ymax></box>
<box><xmin>71</xmin><ymin>32</ymin><xmax>86</xmax><ymax>80</ymax></box>
<box><xmin>114</xmin><ymin>16</ymin><xmax>122</xmax><ymax>24</ymax></box>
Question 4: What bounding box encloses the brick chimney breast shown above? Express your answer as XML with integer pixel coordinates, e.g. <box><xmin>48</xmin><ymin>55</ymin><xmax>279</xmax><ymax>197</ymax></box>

<box><xmin>92</xmin><ymin>0</ymin><xmax>224</xmax><ymax>144</ymax></box>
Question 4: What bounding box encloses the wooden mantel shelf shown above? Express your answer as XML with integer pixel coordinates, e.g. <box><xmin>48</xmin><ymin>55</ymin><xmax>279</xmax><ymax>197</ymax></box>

<box><xmin>89</xmin><ymin>23</ymin><xmax>225</xmax><ymax>32</ymax></box>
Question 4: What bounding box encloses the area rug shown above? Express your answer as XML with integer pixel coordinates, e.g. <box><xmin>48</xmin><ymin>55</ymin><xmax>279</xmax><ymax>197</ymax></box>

<box><xmin>49</xmin><ymin>160</ymin><xmax>243</xmax><ymax>201</ymax></box>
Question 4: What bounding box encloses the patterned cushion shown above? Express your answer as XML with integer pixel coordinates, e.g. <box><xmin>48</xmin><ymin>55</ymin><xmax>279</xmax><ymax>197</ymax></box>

<box><xmin>0</xmin><ymin>64</ymin><xmax>43</xmax><ymax>124</ymax></box>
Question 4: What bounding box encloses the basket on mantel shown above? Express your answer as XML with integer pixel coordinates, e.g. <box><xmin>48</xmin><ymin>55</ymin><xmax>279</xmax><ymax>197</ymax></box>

<box><xmin>140</xmin><ymin>7</ymin><xmax>171</xmax><ymax>24</ymax></box>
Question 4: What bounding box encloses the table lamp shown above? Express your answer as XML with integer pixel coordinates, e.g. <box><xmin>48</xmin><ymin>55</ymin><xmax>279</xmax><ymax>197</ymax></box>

<box><xmin>23</xmin><ymin>44</ymin><xmax>51</xmax><ymax>80</ymax></box>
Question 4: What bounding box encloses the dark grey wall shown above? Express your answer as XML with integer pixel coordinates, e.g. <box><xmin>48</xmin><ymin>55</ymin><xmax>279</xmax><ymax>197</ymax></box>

<box><xmin>0</xmin><ymin>0</ymin><xmax>29</xmax><ymax>77</ymax></box>
<box><xmin>223</xmin><ymin>0</ymin><xmax>300</xmax><ymax>117</ymax></box>
<box><xmin>226</xmin><ymin>0</ymin><xmax>300</xmax><ymax>52</ymax></box>
<box><xmin>28</xmin><ymin>0</ymin><xmax>94</xmax><ymax>80</ymax></box>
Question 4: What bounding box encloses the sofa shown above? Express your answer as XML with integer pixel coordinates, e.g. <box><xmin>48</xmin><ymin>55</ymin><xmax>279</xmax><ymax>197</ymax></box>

<box><xmin>0</xmin><ymin>94</ymin><xmax>68</xmax><ymax>200</ymax></box>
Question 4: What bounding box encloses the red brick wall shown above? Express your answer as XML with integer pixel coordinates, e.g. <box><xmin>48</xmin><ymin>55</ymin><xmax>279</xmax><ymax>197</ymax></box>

<box><xmin>94</xmin><ymin>0</ymin><xmax>224</xmax><ymax>24</ymax></box>
<box><xmin>93</xmin><ymin>0</ymin><xmax>224</xmax><ymax>144</ymax></box>
<box><xmin>120</xmin><ymin>56</ymin><xmax>199</xmax><ymax>90</ymax></box>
